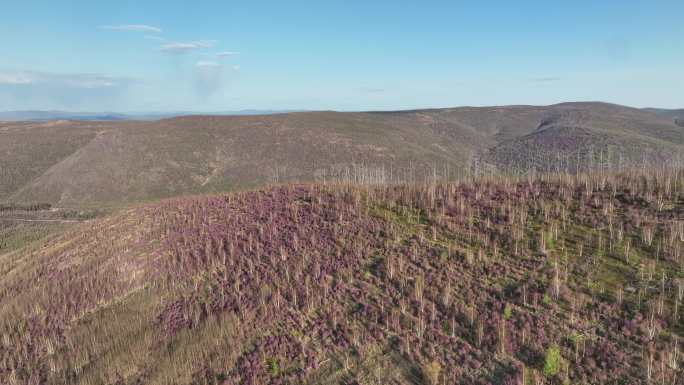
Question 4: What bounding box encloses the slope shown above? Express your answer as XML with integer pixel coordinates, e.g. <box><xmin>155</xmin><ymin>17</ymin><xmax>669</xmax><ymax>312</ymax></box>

<box><xmin>1</xmin><ymin>170</ymin><xmax>683</xmax><ymax>384</ymax></box>
<box><xmin>2</xmin><ymin>102</ymin><xmax>683</xmax><ymax>207</ymax></box>
<box><xmin>485</xmin><ymin>102</ymin><xmax>684</xmax><ymax>173</ymax></box>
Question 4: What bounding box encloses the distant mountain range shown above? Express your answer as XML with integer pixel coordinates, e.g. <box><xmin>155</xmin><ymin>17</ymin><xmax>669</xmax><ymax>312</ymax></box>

<box><xmin>0</xmin><ymin>109</ymin><xmax>301</xmax><ymax>122</ymax></box>
<box><xmin>2</xmin><ymin>106</ymin><xmax>683</xmax><ymax>124</ymax></box>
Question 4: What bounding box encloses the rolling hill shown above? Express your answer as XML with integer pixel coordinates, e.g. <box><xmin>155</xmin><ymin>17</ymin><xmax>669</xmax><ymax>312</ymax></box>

<box><xmin>485</xmin><ymin>103</ymin><xmax>684</xmax><ymax>174</ymax></box>
<box><xmin>1</xmin><ymin>102</ymin><xmax>682</xmax><ymax>207</ymax></box>
<box><xmin>643</xmin><ymin>108</ymin><xmax>684</xmax><ymax>124</ymax></box>
<box><xmin>0</xmin><ymin>110</ymin><xmax>302</xmax><ymax>122</ymax></box>
<box><xmin>0</xmin><ymin>170</ymin><xmax>682</xmax><ymax>384</ymax></box>
<box><xmin>646</xmin><ymin>108</ymin><xmax>684</xmax><ymax>128</ymax></box>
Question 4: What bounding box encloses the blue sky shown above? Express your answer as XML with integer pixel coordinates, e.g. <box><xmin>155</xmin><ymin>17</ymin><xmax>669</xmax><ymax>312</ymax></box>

<box><xmin>1</xmin><ymin>0</ymin><xmax>682</xmax><ymax>111</ymax></box>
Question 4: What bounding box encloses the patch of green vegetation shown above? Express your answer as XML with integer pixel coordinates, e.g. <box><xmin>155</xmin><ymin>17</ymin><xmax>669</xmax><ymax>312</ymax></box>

<box><xmin>368</xmin><ymin>201</ymin><xmax>425</xmax><ymax>230</ymax></box>
<box><xmin>60</xmin><ymin>209</ymin><xmax>105</xmax><ymax>220</ymax></box>
<box><xmin>503</xmin><ymin>303</ymin><xmax>513</xmax><ymax>320</ymax></box>
<box><xmin>567</xmin><ymin>332</ymin><xmax>583</xmax><ymax>347</ymax></box>
<box><xmin>0</xmin><ymin>221</ymin><xmax>64</xmax><ymax>256</ymax></box>
<box><xmin>266</xmin><ymin>357</ymin><xmax>280</xmax><ymax>377</ymax></box>
<box><xmin>542</xmin><ymin>345</ymin><xmax>562</xmax><ymax>377</ymax></box>
<box><xmin>545</xmin><ymin>231</ymin><xmax>556</xmax><ymax>251</ymax></box>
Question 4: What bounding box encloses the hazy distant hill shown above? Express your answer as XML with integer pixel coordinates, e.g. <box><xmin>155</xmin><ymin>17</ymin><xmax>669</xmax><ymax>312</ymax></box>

<box><xmin>0</xmin><ymin>109</ymin><xmax>302</xmax><ymax>122</ymax></box>
<box><xmin>644</xmin><ymin>108</ymin><xmax>684</xmax><ymax>127</ymax></box>
<box><xmin>0</xmin><ymin>110</ymin><xmax>131</xmax><ymax>121</ymax></box>
<box><xmin>643</xmin><ymin>107</ymin><xmax>684</xmax><ymax>119</ymax></box>
<box><xmin>485</xmin><ymin>103</ymin><xmax>684</xmax><ymax>173</ymax></box>
<box><xmin>1</xmin><ymin>102</ymin><xmax>682</xmax><ymax>207</ymax></box>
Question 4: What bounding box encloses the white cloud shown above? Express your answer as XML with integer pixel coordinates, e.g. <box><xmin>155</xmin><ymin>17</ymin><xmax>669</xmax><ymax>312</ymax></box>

<box><xmin>101</xmin><ymin>24</ymin><xmax>162</xmax><ymax>33</ymax></box>
<box><xmin>160</xmin><ymin>40</ymin><xmax>217</xmax><ymax>53</ymax></box>
<box><xmin>216</xmin><ymin>51</ymin><xmax>239</xmax><ymax>58</ymax></box>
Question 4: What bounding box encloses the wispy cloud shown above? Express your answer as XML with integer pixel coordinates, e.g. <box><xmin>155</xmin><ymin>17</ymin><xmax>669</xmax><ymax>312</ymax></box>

<box><xmin>101</xmin><ymin>24</ymin><xmax>162</xmax><ymax>33</ymax></box>
<box><xmin>194</xmin><ymin>61</ymin><xmax>223</xmax><ymax>98</ymax></box>
<box><xmin>0</xmin><ymin>72</ymin><xmax>34</xmax><ymax>85</ymax></box>
<box><xmin>0</xmin><ymin>71</ymin><xmax>132</xmax><ymax>88</ymax></box>
<box><xmin>216</xmin><ymin>51</ymin><xmax>239</xmax><ymax>58</ymax></box>
<box><xmin>160</xmin><ymin>40</ymin><xmax>217</xmax><ymax>53</ymax></box>
<box><xmin>0</xmin><ymin>70</ymin><xmax>135</xmax><ymax>108</ymax></box>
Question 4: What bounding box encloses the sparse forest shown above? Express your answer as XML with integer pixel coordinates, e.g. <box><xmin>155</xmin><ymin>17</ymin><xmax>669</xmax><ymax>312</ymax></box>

<box><xmin>3</xmin><ymin>0</ymin><xmax>683</xmax><ymax>382</ymax></box>
<box><xmin>1</xmin><ymin>167</ymin><xmax>682</xmax><ymax>384</ymax></box>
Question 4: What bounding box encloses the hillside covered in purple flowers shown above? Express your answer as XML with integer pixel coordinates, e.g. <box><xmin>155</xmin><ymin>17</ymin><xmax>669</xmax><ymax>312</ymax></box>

<box><xmin>1</xmin><ymin>169</ymin><xmax>683</xmax><ymax>384</ymax></box>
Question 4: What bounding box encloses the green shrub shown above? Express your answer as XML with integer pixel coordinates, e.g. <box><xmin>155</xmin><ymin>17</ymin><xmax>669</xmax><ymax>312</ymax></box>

<box><xmin>543</xmin><ymin>345</ymin><xmax>562</xmax><ymax>377</ymax></box>
<box><xmin>503</xmin><ymin>303</ymin><xmax>513</xmax><ymax>320</ymax></box>
<box><xmin>266</xmin><ymin>358</ymin><xmax>279</xmax><ymax>377</ymax></box>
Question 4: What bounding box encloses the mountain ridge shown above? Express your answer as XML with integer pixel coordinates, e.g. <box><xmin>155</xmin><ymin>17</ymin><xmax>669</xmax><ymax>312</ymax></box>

<box><xmin>3</xmin><ymin>102</ymin><xmax>684</xmax><ymax>122</ymax></box>
<box><xmin>0</xmin><ymin>109</ymin><xmax>304</xmax><ymax>122</ymax></box>
<box><xmin>1</xmin><ymin>102</ymin><xmax>682</xmax><ymax>207</ymax></box>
